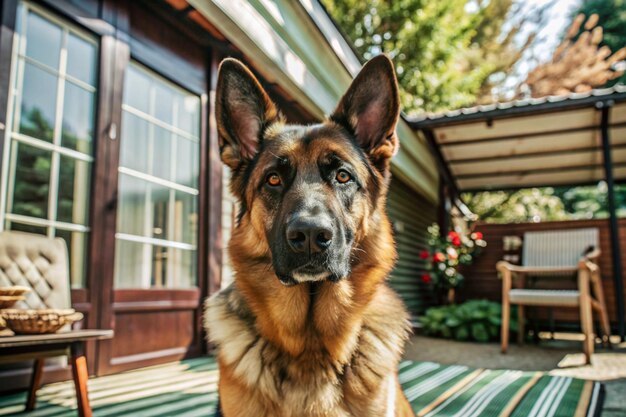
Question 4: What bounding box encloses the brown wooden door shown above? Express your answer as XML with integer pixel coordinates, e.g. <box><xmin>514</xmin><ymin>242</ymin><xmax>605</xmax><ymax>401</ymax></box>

<box><xmin>0</xmin><ymin>0</ymin><xmax>220</xmax><ymax>386</ymax></box>
<box><xmin>93</xmin><ymin>1</ymin><xmax>213</xmax><ymax>375</ymax></box>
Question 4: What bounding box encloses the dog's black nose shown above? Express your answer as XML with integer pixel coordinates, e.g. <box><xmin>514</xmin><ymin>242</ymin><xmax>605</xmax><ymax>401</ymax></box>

<box><xmin>286</xmin><ymin>217</ymin><xmax>333</xmax><ymax>254</ymax></box>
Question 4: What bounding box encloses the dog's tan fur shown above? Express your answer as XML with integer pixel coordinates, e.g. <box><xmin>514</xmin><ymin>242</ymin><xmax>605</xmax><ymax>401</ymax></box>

<box><xmin>205</xmin><ymin>55</ymin><xmax>416</xmax><ymax>417</ymax></box>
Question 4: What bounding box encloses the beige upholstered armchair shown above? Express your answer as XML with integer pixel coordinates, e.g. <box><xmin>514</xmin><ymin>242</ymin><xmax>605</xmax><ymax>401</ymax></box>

<box><xmin>0</xmin><ymin>231</ymin><xmax>71</xmax><ymax>311</ymax></box>
<box><xmin>497</xmin><ymin>228</ymin><xmax>611</xmax><ymax>364</ymax></box>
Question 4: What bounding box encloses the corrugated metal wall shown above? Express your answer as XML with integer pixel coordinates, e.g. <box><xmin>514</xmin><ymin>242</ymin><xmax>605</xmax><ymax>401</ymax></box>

<box><xmin>387</xmin><ymin>178</ymin><xmax>437</xmax><ymax>318</ymax></box>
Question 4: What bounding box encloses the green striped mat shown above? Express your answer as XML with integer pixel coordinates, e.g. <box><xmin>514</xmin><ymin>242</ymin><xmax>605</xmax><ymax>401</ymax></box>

<box><xmin>0</xmin><ymin>358</ymin><xmax>603</xmax><ymax>416</ymax></box>
<box><xmin>399</xmin><ymin>361</ymin><xmax>603</xmax><ymax>417</ymax></box>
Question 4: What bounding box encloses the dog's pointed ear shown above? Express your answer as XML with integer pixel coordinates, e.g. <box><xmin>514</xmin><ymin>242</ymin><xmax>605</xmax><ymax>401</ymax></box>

<box><xmin>216</xmin><ymin>58</ymin><xmax>280</xmax><ymax>168</ymax></box>
<box><xmin>331</xmin><ymin>55</ymin><xmax>400</xmax><ymax>171</ymax></box>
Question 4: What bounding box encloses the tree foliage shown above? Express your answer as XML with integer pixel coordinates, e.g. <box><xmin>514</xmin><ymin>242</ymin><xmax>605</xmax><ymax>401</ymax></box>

<box><xmin>322</xmin><ymin>0</ymin><xmax>537</xmax><ymax>114</ymax></box>
<box><xmin>462</xmin><ymin>188</ymin><xmax>567</xmax><ymax>224</ymax></box>
<box><xmin>521</xmin><ymin>11</ymin><xmax>626</xmax><ymax>97</ymax></box>
<box><xmin>574</xmin><ymin>0</ymin><xmax>626</xmax><ymax>86</ymax></box>
<box><xmin>463</xmin><ymin>184</ymin><xmax>626</xmax><ymax>224</ymax></box>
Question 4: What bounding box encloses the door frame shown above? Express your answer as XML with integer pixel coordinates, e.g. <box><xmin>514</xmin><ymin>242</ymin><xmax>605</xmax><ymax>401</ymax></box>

<box><xmin>93</xmin><ymin>0</ymin><xmax>218</xmax><ymax>375</ymax></box>
<box><xmin>0</xmin><ymin>0</ymin><xmax>223</xmax><ymax>384</ymax></box>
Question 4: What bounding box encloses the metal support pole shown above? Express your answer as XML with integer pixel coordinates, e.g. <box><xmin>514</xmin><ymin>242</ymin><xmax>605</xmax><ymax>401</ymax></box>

<box><xmin>600</xmin><ymin>101</ymin><xmax>625</xmax><ymax>340</ymax></box>
<box><xmin>438</xmin><ymin>182</ymin><xmax>450</xmax><ymax>232</ymax></box>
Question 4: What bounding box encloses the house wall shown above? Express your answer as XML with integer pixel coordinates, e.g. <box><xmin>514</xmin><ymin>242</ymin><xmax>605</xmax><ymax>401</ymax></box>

<box><xmin>0</xmin><ymin>0</ymin><xmax>442</xmax><ymax>391</ymax></box>
<box><xmin>387</xmin><ymin>179</ymin><xmax>438</xmax><ymax>319</ymax></box>
<box><xmin>460</xmin><ymin>218</ymin><xmax>626</xmax><ymax>330</ymax></box>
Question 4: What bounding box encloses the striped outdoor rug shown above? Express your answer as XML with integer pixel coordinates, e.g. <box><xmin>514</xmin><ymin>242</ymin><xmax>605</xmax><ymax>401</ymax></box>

<box><xmin>0</xmin><ymin>358</ymin><xmax>603</xmax><ymax>416</ymax></box>
<box><xmin>399</xmin><ymin>361</ymin><xmax>603</xmax><ymax>417</ymax></box>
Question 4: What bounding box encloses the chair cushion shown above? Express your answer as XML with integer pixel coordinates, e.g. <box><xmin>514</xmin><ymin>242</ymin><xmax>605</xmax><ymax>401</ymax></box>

<box><xmin>509</xmin><ymin>289</ymin><xmax>580</xmax><ymax>307</ymax></box>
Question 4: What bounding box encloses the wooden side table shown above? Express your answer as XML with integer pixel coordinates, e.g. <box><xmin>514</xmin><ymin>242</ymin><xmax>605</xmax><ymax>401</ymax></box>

<box><xmin>0</xmin><ymin>330</ymin><xmax>113</xmax><ymax>417</ymax></box>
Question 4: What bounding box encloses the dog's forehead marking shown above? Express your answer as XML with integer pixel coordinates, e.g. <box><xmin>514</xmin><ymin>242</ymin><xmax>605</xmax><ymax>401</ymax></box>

<box><xmin>261</xmin><ymin>123</ymin><xmax>368</xmax><ymax>174</ymax></box>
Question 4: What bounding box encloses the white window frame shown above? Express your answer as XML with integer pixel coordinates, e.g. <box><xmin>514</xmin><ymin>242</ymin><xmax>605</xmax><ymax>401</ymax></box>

<box><xmin>0</xmin><ymin>1</ymin><xmax>98</xmax><ymax>287</ymax></box>
<box><xmin>115</xmin><ymin>61</ymin><xmax>200</xmax><ymax>289</ymax></box>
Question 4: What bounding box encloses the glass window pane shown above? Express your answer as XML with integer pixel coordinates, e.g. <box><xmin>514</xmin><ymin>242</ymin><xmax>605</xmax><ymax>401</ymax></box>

<box><xmin>154</xmin><ymin>83</ymin><xmax>174</xmax><ymax>125</ymax></box>
<box><xmin>151</xmin><ymin>185</ymin><xmax>169</xmax><ymax>240</ymax></box>
<box><xmin>7</xmin><ymin>221</ymin><xmax>47</xmax><ymax>236</ymax></box>
<box><xmin>114</xmin><ymin>240</ymin><xmax>147</xmax><ymax>288</ymax></box>
<box><xmin>55</xmin><ymin>229</ymin><xmax>87</xmax><ymax>288</ymax></box>
<box><xmin>169</xmin><ymin>248</ymin><xmax>196</xmax><ymax>288</ymax></box>
<box><xmin>120</xmin><ymin>112</ymin><xmax>149</xmax><ymax>173</ymax></box>
<box><xmin>61</xmin><ymin>82</ymin><xmax>95</xmax><ymax>154</ymax></box>
<box><xmin>117</xmin><ymin>174</ymin><xmax>148</xmax><ymax>237</ymax></box>
<box><xmin>25</xmin><ymin>11</ymin><xmax>62</xmax><ymax>69</ymax></box>
<box><xmin>123</xmin><ymin>66</ymin><xmax>150</xmax><ymax>114</ymax></box>
<box><xmin>66</xmin><ymin>34</ymin><xmax>96</xmax><ymax>85</ymax></box>
<box><xmin>178</xmin><ymin>95</ymin><xmax>200</xmax><ymax>136</ymax></box>
<box><xmin>116</xmin><ymin>62</ymin><xmax>200</xmax><ymax>290</ymax></box>
<box><xmin>57</xmin><ymin>155</ymin><xmax>90</xmax><ymax>225</ymax></box>
<box><xmin>152</xmin><ymin>245</ymin><xmax>168</xmax><ymax>287</ymax></box>
<box><xmin>10</xmin><ymin>143</ymin><xmax>51</xmax><ymax>219</ymax></box>
<box><xmin>4</xmin><ymin>7</ymin><xmax>97</xmax><ymax>291</ymax></box>
<box><xmin>18</xmin><ymin>63</ymin><xmax>57</xmax><ymax>142</ymax></box>
<box><xmin>173</xmin><ymin>190</ymin><xmax>197</xmax><ymax>244</ymax></box>
<box><xmin>152</xmin><ymin>127</ymin><xmax>172</xmax><ymax>181</ymax></box>
<box><xmin>149</xmin><ymin>247</ymin><xmax>197</xmax><ymax>288</ymax></box>
<box><xmin>175</xmin><ymin>137</ymin><xmax>199</xmax><ymax>189</ymax></box>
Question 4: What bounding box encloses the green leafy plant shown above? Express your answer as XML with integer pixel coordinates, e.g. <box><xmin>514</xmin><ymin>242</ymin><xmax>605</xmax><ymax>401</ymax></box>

<box><xmin>419</xmin><ymin>300</ymin><xmax>517</xmax><ymax>342</ymax></box>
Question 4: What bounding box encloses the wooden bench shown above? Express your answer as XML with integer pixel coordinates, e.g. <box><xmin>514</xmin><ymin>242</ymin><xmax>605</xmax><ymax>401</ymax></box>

<box><xmin>0</xmin><ymin>330</ymin><xmax>113</xmax><ymax>416</ymax></box>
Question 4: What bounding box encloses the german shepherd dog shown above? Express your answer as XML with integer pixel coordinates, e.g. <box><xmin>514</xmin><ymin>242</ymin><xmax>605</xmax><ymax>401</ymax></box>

<box><xmin>205</xmin><ymin>55</ymin><xmax>415</xmax><ymax>417</ymax></box>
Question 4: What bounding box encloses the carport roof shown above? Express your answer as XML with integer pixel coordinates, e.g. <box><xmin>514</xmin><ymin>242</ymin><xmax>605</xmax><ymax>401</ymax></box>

<box><xmin>408</xmin><ymin>85</ymin><xmax>626</xmax><ymax>192</ymax></box>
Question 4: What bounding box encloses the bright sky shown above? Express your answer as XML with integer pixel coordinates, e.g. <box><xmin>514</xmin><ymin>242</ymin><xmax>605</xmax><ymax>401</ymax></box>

<box><xmin>499</xmin><ymin>0</ymin><xmax>582</xmax><ymax>98</ymax></box>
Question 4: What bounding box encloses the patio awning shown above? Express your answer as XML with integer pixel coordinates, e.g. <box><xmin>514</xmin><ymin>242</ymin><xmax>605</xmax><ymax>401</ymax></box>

<box><xmin>408</xmin><ymin>86</ymin><xmax>626</xmax><ymax>192</ymax></box>
<box><xmin>408</xmin><ymin>85</ymin><xmax>626</xmax><ymax>340</ymax></box>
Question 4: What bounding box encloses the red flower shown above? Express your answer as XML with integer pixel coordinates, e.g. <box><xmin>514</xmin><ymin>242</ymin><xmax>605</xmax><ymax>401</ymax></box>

<box><xmin>473</xmin><ymin>231</ymin><xmax>483</xmax><ymax>240</ymax></box>
<box><xmin>421</xmin><ymin>274</ymin><xmax>432</xmax><ymax>284</ymax></box>
<box><xmin>433</xmin><ymin>252</ymin><xmax>446</xmax><ymax>263</ymax></box>
<box><xmin>452</xmin><ymin>237</ymin><xmax>461</xmax><ymax>246</ymax></box>
<box><xmin>448</xmin><ymin>231</ymin><xmax>459</xmax><ymax>240</ymax></box>
<box><xmin>419</xmin><ymin>250</ymin><xmax>430</xmax><ymax>259</ymax></box>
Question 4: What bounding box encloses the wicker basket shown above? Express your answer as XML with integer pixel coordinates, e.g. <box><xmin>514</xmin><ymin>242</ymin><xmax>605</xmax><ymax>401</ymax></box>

<box><xmin>1</xmin><ymin>309</ymin><xmax>83</xmax><ymax>334</ymax></box>
<box><xmin>0</xmin><ymin>286</ymin><xmax>31</xmax><ymax>297</ymax></box>
<box><xmin>0</xmin><ymin>295</ymin><xmax>26</xmax><ymax>309</ymax></box>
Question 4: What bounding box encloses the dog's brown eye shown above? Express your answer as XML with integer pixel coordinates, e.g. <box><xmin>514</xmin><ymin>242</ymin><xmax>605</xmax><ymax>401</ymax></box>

<box><xmin>336</xmin><ymin>170</ymin><xmax>351</xmax><ymax>184</ymax></box>
<box><xmin>266</xmin><ymin>173</ymin><xmax>282</xmax><ymax>187</ymax></box>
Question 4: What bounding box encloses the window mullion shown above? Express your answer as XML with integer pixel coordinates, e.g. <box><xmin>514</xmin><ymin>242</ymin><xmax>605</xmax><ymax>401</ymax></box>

<box><xmin>4</xmin><ymin>142</ymin><xmax>19</xmax><ymax>222</ymax></box>
<box><xmin>167</xmin><ymin>100</ymin><xmax>179</xmax><ymax>287</ymax></box>
<box><xmin>47</xmin><ymin>28</ymin><xmax>68</xmax><ymax>237</ymax></box>
<box><xmin>142</xmin><ymin>183</ymin><xmax>153</xmax><ymax>287</ymax></box>
<box><xmin>0</xmin><ymin>4</ymin><xmax>26</xmax><ymax>231</ymax></box>
<box><xmin>11</xmin><ymin>132</ymin><xmax>94</xmax><ymax>161</ymax></box>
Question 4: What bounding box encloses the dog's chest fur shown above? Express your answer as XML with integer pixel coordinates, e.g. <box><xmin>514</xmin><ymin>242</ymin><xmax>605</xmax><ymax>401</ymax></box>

<box><xmin>205</xmin><ymin>284</ymin><xmax>410</xmax><ymax>417</ymax></box>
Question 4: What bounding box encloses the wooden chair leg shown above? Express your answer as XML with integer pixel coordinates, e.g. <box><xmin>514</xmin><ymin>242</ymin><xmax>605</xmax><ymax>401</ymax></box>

<box><xmin>588</xmin><ymin>268</ymin><xmax>611</xmax><ymax>346</ymax></box>
<box><xmin>70</xmin><ymin>342</ymin><xmax>92</xmax><ymax>417</ymax></box>
<box><xmin>501</xmin><ymin>297</ymin><xmax>510</xmax><ymax>354</ymax></box>
<box><xmin>517</xmin><ymin>305</ymin><xmax>525</xmax><ymax>346</ymax></box>
<box><xmin>25</xmin><ymin>359</ymin><xmax>44</xmax><ymax>411</ymax></box>
<box><xmin>598</xmin><ymin>301</ymin><xmax>611</xmax><ymax>346</ymax></box>
<box><xmin>579</xmin><ymin>296</ymin><xmax>594</xmax><ymax>365</ymax></box>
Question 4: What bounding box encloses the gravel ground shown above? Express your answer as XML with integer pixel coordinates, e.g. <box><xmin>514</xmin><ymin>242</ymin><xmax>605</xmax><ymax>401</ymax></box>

<box><xmin>403</xmin><ymin>335</ymin><xmax>626</xmax><ymax>417</ymax></box>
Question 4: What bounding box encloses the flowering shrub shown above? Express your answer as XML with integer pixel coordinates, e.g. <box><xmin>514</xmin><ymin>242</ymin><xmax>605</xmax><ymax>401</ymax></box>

<box><xmin>419</xmin><ymin>224</ymin><xmax>486</xmax><ymax>291</ymax></box>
